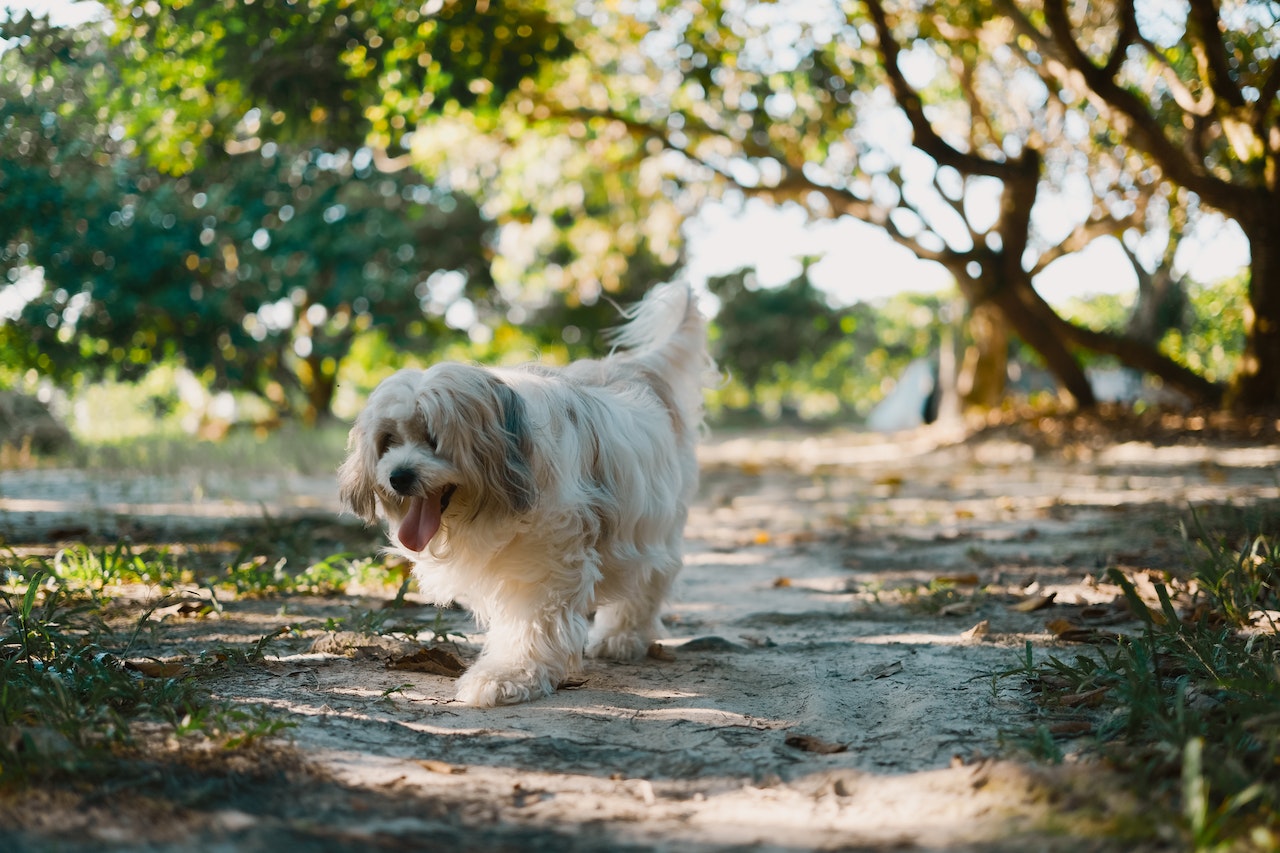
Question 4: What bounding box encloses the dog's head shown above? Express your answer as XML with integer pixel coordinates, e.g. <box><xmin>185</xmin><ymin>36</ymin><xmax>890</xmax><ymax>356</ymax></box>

<box><xmin>338</xmin><ymin>364</ymin><xmax>537</xmax><ymax>552</ymax></box>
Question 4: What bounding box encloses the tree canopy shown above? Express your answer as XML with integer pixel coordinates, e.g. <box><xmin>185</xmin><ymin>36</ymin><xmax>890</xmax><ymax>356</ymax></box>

<box><xmin>2</xmin><ymin>0</ymin><xmax>1275</xmax><ymax>419</ymax></box>
<box><xmin>1</xmin><ymin>14</ymin><xmax>495</xmax><ymax>421</ymax></box>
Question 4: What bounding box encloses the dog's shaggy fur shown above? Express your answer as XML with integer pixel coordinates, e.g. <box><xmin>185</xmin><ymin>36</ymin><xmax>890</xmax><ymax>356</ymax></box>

<box><xmin>338</xmin><ymin>283</ymin><xmax>712</xmax><ymax>706</ymax></box>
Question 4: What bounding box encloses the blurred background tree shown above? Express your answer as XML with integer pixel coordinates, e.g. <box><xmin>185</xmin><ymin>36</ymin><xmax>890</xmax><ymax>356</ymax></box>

<box><xmin>0</xmin><ymin>0</ymin><xmax>1272</xmax><ymax>440</ymax></box>
<box><xmin>1</xmin><ymin>14</ymin><xmax>495</xmax><ymax>423</ymax></box>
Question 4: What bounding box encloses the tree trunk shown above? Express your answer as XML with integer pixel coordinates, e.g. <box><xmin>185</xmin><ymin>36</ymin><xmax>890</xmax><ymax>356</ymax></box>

<box><xmin>995</xmin><ymin>282</ymin><xmax>1097</xmax><ymax>408</ymax></box>
<box><xmin>1127</xmin><ymin>265</ymin><xmax>1186</xmax><ymax>346</ymax></box>
<box><xmin>958</xmin><ymin>302</ymin><xmax>1008</xmax><ymax>409</ymax></box>
<box><xmin>303</xmin><ymin>353</ymin><xmax>338</xmax><ymax>425</ymax></box>
<box><xmin>1230</xmin><ymin>212</ymin><xmax>1280</xmax><ymax>410</ymax></box>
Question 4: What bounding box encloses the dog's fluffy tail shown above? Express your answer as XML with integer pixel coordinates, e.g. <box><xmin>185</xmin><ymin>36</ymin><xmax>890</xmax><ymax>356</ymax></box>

<box><xmin>606</xmin><ymin>281</ymin><xmax>715</xmax><ymax>431</ymax></box>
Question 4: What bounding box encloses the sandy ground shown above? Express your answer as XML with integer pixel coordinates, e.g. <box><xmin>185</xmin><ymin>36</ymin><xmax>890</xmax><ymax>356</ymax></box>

<box><xmin>3</xmin><ymin>426</ymin><xmax>1279</xmax><ymax>851</ymax></box>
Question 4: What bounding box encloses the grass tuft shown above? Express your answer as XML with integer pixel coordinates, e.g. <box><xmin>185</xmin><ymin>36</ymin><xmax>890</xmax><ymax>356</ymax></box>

<box><xmin>0</xmin><ymin>538</ymin><xmax>391</xmax><ymax>787</ymax></box>
<box><xmin>1004</xmin><ymin>507</ymin><xmax>1280</xmax><ymax>850</ymax></box>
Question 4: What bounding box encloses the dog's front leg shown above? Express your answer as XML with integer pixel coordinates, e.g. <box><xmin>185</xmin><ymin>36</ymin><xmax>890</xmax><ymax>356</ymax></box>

<box><xmin>454</xmin><ymin>601</ymin><xmax>589</xmax><ymax>707</ymax></box>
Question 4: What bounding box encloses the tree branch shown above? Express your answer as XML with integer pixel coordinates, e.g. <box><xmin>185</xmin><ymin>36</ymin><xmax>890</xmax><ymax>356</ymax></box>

<box><xmin>1028</xmin><ymin>207</ymin><xmax>1141</xmax><ymax>278</ymax></box>
<box><xmin>1187</xmin><ymin>0</ymin><xmax>1247</xmax><ymax>109</ymax></box>
<box><xmin>863</xmin><ymin>0</ymin><xmax>1011</xmax><ymax>180</ymax></box>
<box><xmin>1052</xmin><ymin>314</ymin><xmax>1224</xmax><ymax>405</ymax></box>
<box><xmin>1000</xmin><ymin>0</ymin><xmax>1238</xmax><ymax>213</ymax></box>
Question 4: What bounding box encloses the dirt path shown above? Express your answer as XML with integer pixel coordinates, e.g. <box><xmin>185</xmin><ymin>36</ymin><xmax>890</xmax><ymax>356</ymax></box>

<box><xmin>4</xmin><ymin>427</ymin><xmax>1278</xmax><ymax>851</ymax></box>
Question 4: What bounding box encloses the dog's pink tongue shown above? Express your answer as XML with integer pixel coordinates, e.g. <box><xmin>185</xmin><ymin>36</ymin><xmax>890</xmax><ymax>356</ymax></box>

<box><xmin>397</xmin><ymin>491</ymin><xmax>443</xmax><ymax>552</ymax></box>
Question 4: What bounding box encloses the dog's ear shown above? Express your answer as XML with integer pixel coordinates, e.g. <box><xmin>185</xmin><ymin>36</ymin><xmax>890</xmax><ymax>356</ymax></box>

<box><xmin>491</xmin><ymin>378</ymin><xmax>537</xmax><ymax>516</ymax></box>
<box><xmin>337</xmin><ymin>417</ymin><xmax>380</xmax><ymax>524</ymax></box>
<box><xmin>445</xmin><ymin>374</ymin><xmax>536</xmax><ymax>520</ymax></box>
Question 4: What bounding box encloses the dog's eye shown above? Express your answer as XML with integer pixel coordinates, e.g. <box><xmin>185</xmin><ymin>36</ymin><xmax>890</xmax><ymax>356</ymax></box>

<box><xmin>409</xmin><ymin>413</ymin><xmax>437</xmax><ymax>450</ymax></box>
<box><xmin>376</xmin><ymin>432</ymin><xmax>400</xmax><ymax>456</ymax></box>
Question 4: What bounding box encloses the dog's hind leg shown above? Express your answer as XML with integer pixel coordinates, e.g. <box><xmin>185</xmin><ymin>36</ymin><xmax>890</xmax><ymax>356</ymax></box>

<box><xmin>586</xmin><ymin>555</ymin><xmax>678</xmax><ymax>661</ymax></box>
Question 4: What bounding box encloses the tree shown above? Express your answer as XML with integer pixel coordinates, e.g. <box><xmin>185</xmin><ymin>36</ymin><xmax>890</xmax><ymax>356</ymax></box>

<box><xmin>0</xmin><ymin>14</ymin><xmax>495</xmax><ymax>421</ymax></box>
<box><xmin>997</xmin><ymin>0</ymin><xmax>1279</xmax><ymax>409</ymax></box>
<box><xmin>26</xmin><ymin>0</ymin><xmax>1277</xmax><ymax>413</ymax></box>
<box><xmin>583</xmin><ymin>0</ymin><xmax>1226</xmax><ymax>408</ymax></box>
<box><xmin>709</xmin><ymin>260</ymin><xmax>846</xmax><ymax>391</ymax></box>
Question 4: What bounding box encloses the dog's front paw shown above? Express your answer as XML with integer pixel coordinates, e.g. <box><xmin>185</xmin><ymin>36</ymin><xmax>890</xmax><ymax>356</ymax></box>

<box><xmin>455</xmin><ymin>666</ymin><xmax>554</xmax><ymax>707</ymax></box>
<box><xmin>586</xmin><ymin>631</ymin><xmax>649</xmax><ymax>662</ymax></box>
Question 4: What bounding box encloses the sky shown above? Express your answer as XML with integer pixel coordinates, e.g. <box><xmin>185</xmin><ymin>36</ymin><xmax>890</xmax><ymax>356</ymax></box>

<box><xmin>6</xmin><ymin>0</ymin><xmax>1253</xmax><ymax>311</ymax></box>
<box><xmin>683</xmin><ymin>197</ymin><xmax>1250</xmax><ymax>306</ymax></box>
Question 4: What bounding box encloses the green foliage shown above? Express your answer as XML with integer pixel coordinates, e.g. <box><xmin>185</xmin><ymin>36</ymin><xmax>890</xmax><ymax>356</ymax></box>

<box><xmin>98</xmin><ymin>0</ymin><xmax>574</xmax><ymax>171</ymax></box>
<box><xmin>0</xmin><ymin>567</ymin><xmax>287</xmax><ymax>784</ymax></box>
<box><xmin>1161</xmin><ymin>275</ymin><xmax>1249</xmax><ymax>386</ymax></box>
<box><xmin>529</xmin><ymin>240</ymin><xmax>680</xmax><ymax>359</ymax></box>
<box><xmin>3</xmin><ymin>0</ymin><xmax>1268</xmax><ymax>417</ymax></box>
<box><xmin>1055</xmin><ymin>293</ymin><xmax>1135</xmax><ymax>337</ymax></box>
<box><xmin>709</xmin><ymin>265</ymin><xmax>947</xmax><ymax>421</ymax></box>
<box><xmin>1004</xmin><ymin>509</ymin><xmax>1280</xmax><ymax>850</ymax></box>
<box><xmin>0</xmin><ymin>15</ymin><xmax>495</xmax><ymax>420</ymax></box>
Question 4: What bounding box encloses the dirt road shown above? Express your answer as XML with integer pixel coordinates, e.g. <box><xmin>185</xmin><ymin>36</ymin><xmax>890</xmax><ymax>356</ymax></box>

<box><xmin>4</xmin><ymin>425</ymin><xmax>1277</xmax><ymax>851</ymax></box>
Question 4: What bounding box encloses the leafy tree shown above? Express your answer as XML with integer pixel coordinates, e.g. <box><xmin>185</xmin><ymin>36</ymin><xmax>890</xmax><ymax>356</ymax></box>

<box><xmin>709</xmin><ymin>260</ymin><xmax>847</xmax><ymax>391</ymax></box>
<box><xmin>16</xmin><ymin>0</ymin><xmax>1279</xmax><ymax>414</ymax></box>
<box><xmin>0</xmin><ymin>14</ymin><xmax>494</xmax><ymax>421</ymax></box>
<box><xmin>998</xmin><ymin>0</ymin><xmax>1279</xmax><ymax>408</ymax></box>
<box><xmin>98</xmin><ymin>0</ymin><xmax>575</xmax><ymax>172</ymax></box>
<box><xmin>566</xmin><ymin>0</ymin><xmax>1225</xmax><ymax>409</ymax></box>
<box><xmin>709</xmin><ymin>264</ymin><xmax>946</xmax><ymax>419</ymax></box>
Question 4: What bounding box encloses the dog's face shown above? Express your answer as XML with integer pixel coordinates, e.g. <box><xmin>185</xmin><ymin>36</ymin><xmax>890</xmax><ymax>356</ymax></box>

<box><xmin>338</xmin><ymin>364</ymin><xmax>537</xmax><ymax>552</ymax></box>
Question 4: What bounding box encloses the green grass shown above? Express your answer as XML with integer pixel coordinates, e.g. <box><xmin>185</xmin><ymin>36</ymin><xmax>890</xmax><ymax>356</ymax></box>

<box><xmin>0</xmin><ymin>534</ymin><xmax>405</xmax><ymax>789</ymax></box>
<box><xmin>62</xmin><ymin>420</ymin><xmax>350</xmax><ymax>478</ymax></box>
<box><xmin>1004</xmin><ymin>507</ymin><xmax>1280</xmax><ymax>851</ymax></box>
<box><xmin>0</xmin><ymin>567</ymin><xmax>285</xmax><ymax>784</ymax></box>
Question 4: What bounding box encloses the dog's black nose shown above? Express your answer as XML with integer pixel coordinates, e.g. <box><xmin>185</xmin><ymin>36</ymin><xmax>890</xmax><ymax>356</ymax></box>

<box><xmin>389</xmin><ymin>468</ymin><xmax>416</xmax><ymax>495</ymax></box>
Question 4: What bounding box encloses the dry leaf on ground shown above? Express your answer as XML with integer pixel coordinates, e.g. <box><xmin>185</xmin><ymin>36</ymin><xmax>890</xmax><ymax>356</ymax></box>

<box><xmin>1011</xmin><ymin>592</ymin><xmax>1057</xmax><ymax>612</ymax></box>
<box><xmin>386</xmin><ymin>647</ymin><xmax>467</xmax><ymax>678</ymax></box>
<box><xmin>646</xmin><ymin>642</ymin><xmax>676</xmax><ymax>661</ymax></box>
<box><xmin>124</xmin><ymin>659</ymin><xmax>190</xmax><ymax>679</ymax></box>
<box><xmin>785</xmin><ymin>734</ymin><xmax>848</xmax><ymax>754</ymax></box>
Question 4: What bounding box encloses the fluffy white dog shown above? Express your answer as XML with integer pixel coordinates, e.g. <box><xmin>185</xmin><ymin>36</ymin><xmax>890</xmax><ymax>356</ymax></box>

<box><xmin>338</xmin><ymin>283</ymin><xmax>711</xmax><ymax>706</ymax></box>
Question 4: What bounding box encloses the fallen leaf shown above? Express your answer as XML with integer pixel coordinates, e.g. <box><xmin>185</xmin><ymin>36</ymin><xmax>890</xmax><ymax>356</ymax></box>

<box><xmin>387</xmin><ymin>647</ymin><xmax>467</xmax><ymax>678</ymax></box>
<box><xmin>1049</xmin><ymin>622</ymin><xmax>1122</xmax><ymax>643</ymax></box>
<box><xmin>753</xmin><ymin>531</ymin><xmax>772</xmax><ymax>545</ymax></box>
<box><xmin>938</xmin><ymin>601</ymin><xmax>977</xmax><ymax>617</ymax></box>
<box><xmin>1045</xmin><ymin>618</ymin><xmax>1078</xmax><ymax>636</ymax></box>
<box><xmin>647</xmin><ymin>642</ymin><xmax>676</xmax><ymax>661</ymax></box>
<box><xmin>125</xmin><ymin>659</ymin><xmax>190</xmax><ymax>679</ymax></box>
<box><xmin>418</xmin><ymin>759</ymin><xmax>465</xmax><ymax>775</ymax></box>
<box><xmin>862</xmin><ymin>660</ymin><xmax>903</xmax><ymax>680</ymax></box>
<box><xmin>961</xmin><ymin>620</ymin><xmax>990</xmax><ymax>640</ymax></box>
<box><xmin>738</xmin><ymin>633</ymin><xmax>777</xmax><ymax>648</ymax></box>
<box><xmin>936</xmin><ymin>573</ymin><xmax>980</xmax><ymax>586</ymax></box>
<box><xmin>772</xmin><ymin>577</ymin><xmax>792</xmax><ymax>588</ymax></box>
<box><xmin>785</xmin><ymin>734</ymin><xmax>848</xmax><ymax>754</ymax></box>
<box><xmin>1011</xmin><ymin>592</ymin><xmax>1057</xmax><ymax>612</ymax></box>
<box><xmin>148</xmin><ymin>600</ymin><xmax>213</xmax><ymax>621</ymax></box>
<box><xmin>1047</xmin><ymin>721</ymin><xmax>1092</xmax><ymax>736</ymax></box>
<box><xmin>1078</xmin><ymin>605</ymin><xmax>1119</xmax><ymax>622</ymax></box>
<box><xmin>558</xmin><ymin>676</ymin><xmax>589</xmax><ymax>690</ymax></box>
